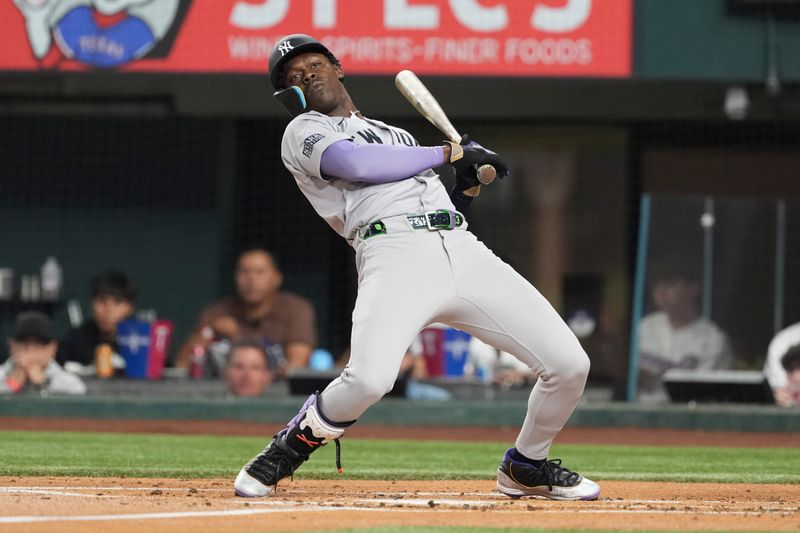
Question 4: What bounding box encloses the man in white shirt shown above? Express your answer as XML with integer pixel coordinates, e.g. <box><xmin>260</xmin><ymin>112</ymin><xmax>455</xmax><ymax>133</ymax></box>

<box><xmin>637</xmin><ymin>262</ymin><xmax>732</xmax><ymax>403</ymax></box>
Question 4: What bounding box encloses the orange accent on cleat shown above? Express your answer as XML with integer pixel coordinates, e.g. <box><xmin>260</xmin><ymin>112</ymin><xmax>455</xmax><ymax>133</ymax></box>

<box><xmin>296</xmin><ymin>434</ymin><xmax>322</xmax><ymax>447</ymax></box>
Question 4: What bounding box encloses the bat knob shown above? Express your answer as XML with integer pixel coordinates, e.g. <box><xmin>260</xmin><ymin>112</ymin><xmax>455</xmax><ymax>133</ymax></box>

<box><xmin>477</xmin><ymin>164</ymin><xmax>496</xmax><ymax>185</ymax></box>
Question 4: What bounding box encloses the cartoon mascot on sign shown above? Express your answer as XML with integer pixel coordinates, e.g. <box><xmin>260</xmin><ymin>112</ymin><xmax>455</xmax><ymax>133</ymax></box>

<box><xmin>13</xmin><ymin>0</ymin><xmax>181</xmax><ymax>68</ymax></box>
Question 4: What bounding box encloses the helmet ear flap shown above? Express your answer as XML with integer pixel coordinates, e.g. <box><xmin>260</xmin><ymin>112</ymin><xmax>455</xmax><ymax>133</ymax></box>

<box><xmin>274</xmin><ymin>86</ymin><xmax>306</xmax><ymax>117</ymax></box>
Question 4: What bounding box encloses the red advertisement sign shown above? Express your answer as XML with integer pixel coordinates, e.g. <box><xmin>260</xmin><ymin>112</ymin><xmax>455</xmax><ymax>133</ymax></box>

<box><xmin>1</xmin><ymin>0</ymin><xmax>631</xmax><ymax>77</ymax></box>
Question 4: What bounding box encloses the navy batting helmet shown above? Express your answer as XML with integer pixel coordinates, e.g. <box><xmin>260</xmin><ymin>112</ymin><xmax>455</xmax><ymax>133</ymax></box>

<box><xmin>269</xmin><ymin>34</ymin><xmax>340</xmax><ymax>91</ymax></box>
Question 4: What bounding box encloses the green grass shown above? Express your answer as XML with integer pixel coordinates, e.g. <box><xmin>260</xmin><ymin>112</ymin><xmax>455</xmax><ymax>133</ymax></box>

<box><xmin>0</xmin><ymin>430</ymin><xmax>797</xmax><ymax>484</ymax></box>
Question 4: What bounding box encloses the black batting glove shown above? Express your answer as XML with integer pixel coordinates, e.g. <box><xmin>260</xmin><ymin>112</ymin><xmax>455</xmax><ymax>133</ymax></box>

<box><xmin>444</xmin><ymin>137</ymin><xmax>510</xmax><ymax>180</ymax></box>
<box><xmin>454</xmin><ymin>164</ymin><xmax>480</xmax><ymax>192</ymax></box>
<box><xmin>449</xmin><ymin>135</ymin><xmax>479</xmax><ymax>191</ymax></box>
<box><xmin>448</xmin><ymin>135</ymin><xmax>478</xmax><ymax>212</ymax></box>
<box><xmin>449</xmin><ymin>164</ymin><xmax>479</xmax><ymax>214</ymax></box>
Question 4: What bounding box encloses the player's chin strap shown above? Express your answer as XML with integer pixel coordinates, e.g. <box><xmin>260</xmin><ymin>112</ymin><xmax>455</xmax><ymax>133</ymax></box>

<box><xmin>274</xmin><ymin>86</ymin><xmax>307</xmax><ymax>117</ymax></box>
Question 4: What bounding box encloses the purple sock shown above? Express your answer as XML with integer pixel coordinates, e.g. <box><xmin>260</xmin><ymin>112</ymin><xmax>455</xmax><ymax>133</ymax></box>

<box><xmin>510</xmin><ymin>448</ymin><xmax>545</xmax><ymax>468</ymax></box>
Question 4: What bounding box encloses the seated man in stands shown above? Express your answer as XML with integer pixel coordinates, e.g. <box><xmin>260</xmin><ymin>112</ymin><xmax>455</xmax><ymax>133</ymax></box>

<box><xmin>176</xmin><ymin>247</ymin><xmax>316</xmax><ymax>375</ymax></box>
<box><xmin>1</xmin><ymin>311</ymin><xmax>86</xmax><ymax>395</ymax></box>
<box><xmin>637</xmin><ymin>260</ymin><xmax>733</xmax><ymax>403</ymax></box>
<box><xmin>763</xmin><ymin>321</ymin><xmax>800</xmax><ymax>407</ymax></box>
<box><xmin>225</xmin><ymin>339</ymin><xmax>274</xmax><ymax>397</ymax></box>
<box><xmin>57</xmin><ymin>270</ymin><xmax>136</xmax><ymax>368</ymax></box>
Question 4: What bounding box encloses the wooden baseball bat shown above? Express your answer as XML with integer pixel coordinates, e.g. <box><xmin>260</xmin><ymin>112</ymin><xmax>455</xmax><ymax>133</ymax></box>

<box><xmin>395</xmin><ymin>70</ymin><xmax>496</xmax><ymax>186</ymax></box>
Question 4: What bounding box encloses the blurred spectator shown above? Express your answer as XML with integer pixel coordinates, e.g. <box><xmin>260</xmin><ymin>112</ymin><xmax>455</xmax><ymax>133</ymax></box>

<box><xmin>225</xmin><ymin>339</ymin><xmax>274</xmax><ymax>397</ymax></box>
<box><xmin>402</xmin><ymin>335</ymin><xmax>431</xmax><ymax>379</ymax></box>
<box><xmin>57</xmin><ymin>270</ymin><xmax>136</xmax><ymax>368</ymax></box>
<box><xmin>176</xmin><ymin>247</ymin><xmax>316</xmax><ymax>374</ymax></box>
<box><xmin>763</xmin><ymin>322</ymin><xmax>800</xmax><ymax>407</ymax></box>
<box><xmin>637</xmin><ymin>260</ymin><xmax>732</xmax><ymax>403</ymax></box>
<box><xmin>337</xmin><ymin>339</ymin><xmax>451</xmax><ymax>401</ymax></box>
<box><xmin>308</xmin><ymin>348</ymin><xmax>335</xmax><ymax>371</ymax></box>
<box><xmin>400</xmin><ymin>336</ymin><xmax>451</xmax><ymax>400</ymax></box>
<box><xmin>1</xmin><ymin>311</ymin><xmax>86</xmax><ymax>395</ymax></box>
<box><xmin>468</xmin><ymin>336</ymin><xmax>535</xmax><ymax>388</ymax></box>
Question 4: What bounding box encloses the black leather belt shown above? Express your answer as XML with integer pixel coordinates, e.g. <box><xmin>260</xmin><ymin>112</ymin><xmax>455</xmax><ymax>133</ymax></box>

<box><xmin>362</xmin><ymin>210</ymin><xmax>464</xmax><ymax>239</ymax></box>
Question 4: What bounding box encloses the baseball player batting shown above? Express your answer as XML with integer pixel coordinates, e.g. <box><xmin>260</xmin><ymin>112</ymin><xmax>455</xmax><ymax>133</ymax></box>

<box><xmin>234</xmin><ymin>33</ymin><xmax>600</xmax><ymax>502</ymax></box>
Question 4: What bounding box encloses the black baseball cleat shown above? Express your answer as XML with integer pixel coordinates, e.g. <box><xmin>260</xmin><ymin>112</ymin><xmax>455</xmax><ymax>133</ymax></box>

<box><xmin>234</xmin><ymin>393</ymin><xmax>349</xmax><ymax>497</ymax></box>
<box><xmin>234</xmin><ymin>434</ymin><xmax>308</xmax><ymax>497</ymax></box>
<box><xmin>496</xmin><ymin>448</ymin><xmax>600</xmax><ymax>501</ymax></box>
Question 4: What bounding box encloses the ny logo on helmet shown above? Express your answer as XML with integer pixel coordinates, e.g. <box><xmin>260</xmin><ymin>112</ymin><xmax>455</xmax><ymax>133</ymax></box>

<box><xmin>278</xmin><ymin>40</ymin><xmax>294</xmax><ymax>56</ymax></box>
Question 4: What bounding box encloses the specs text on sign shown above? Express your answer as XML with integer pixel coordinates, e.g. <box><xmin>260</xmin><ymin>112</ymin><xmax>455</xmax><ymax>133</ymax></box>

<box><xmin>1</xmin><ymin>0</ymin><xmax>627</xmax><ymax>75</ymax></box>
<box><xmin>231</xmin><ymin>0</ymin><xmax>592</xmax><ymax>34</ymax></box>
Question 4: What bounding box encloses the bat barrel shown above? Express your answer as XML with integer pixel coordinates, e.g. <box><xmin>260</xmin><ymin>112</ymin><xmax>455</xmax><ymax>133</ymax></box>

<box><xmin>395</xmin><ymin>69</ymin><xmax>498</xmax><ymax>187</ymax></box>
<box><xmin>395</xmin><ymin>70</ymin><xmax>461</xmax><ymax>143</ymax></box>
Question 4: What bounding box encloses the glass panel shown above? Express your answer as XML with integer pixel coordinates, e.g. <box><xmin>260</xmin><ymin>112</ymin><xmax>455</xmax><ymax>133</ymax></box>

<box><xmin>632</xmin><ymin>193</ymin><xmax>799</xmax><ymax>404</ymax></box>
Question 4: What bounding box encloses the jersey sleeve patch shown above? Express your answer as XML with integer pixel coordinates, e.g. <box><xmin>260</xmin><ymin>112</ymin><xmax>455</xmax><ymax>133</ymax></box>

<box><xmin>303</xmin><ymin>133</ymin><xmax>326</xmax><ymax>157</ymax></box>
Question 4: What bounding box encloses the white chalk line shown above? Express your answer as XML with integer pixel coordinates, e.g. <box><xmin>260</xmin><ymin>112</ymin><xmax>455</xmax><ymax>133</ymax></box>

<box><xmin>1</xmin><ymin>504</ymin><xmax>792</xmax><ymax>524</ymax></box>
<box><xmin>0</xmin><ymin>486</ymin><xmax>223</xmax><ymax>493</ymax></box>
<box><xmin>0</xmin><ymin>486</ymin><xmax>788</xmax><ymax>512</ymax></box>
<box><xmin>1</xmin><ymin>487</ymin><xmax>778</xmax><ymax>506</ymax></box>
<box><xmin>0</xmin><ymin>506</ymin><xmax>381</xmax><ymax>524</ymax></box>
<box><xmin>2</xmin><ymin>485</ymin><xmax>795</xmax><ymax>524</ymax></box>
<box><xmin>0</xmin><ymin>488</ymin><xmax>121</xmax><ymax>498</ymax></box>
<box><xmin>2</xmin><ymin>486</ymin><xmax>786</xmax><ymax>510</ymax></box>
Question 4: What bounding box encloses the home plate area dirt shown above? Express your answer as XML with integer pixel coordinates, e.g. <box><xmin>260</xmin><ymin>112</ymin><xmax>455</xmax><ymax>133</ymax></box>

<box><xmin>1</xmin><ymin>477</ymin><xmax>798</xmax><ymax>533</ymax></box>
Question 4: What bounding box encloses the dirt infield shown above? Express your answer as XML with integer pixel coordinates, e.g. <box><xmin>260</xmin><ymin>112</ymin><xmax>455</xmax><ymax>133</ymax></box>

<box><xmin>1</xmin><ymin>477</ymin><xmax>798</xmax><ymax>533</ymax></box>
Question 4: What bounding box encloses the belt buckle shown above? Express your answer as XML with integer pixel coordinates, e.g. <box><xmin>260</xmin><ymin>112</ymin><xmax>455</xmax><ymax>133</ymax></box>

<box><xmin>426</xmin><ymin>209</ymin><xmax>456</xmax><ymax>231</ymax></box>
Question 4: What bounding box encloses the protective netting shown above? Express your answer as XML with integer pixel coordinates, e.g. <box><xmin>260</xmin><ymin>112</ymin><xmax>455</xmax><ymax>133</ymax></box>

<box><xmin>0</xmin><ymin>2</ymin><xmax>798</xmax><ymax>404</ymax></box>
<box><xmin>628</xmin><ymin>123</ymin><xmax>800</xmax><ymax>402</ymax></box>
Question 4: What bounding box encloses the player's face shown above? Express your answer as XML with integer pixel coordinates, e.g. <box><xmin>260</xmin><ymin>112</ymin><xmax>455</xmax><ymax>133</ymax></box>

<box><xmin>225</xmin><ymin>347</ymin><xmax>273</xmax><ymax>397</ymax></box>
<box><xmin>235</xmin><ymin>251</ymin><xmax>282</xmax><ymax>305</ymax></box>
<box><xmin>283</xmin><ymin>53</ymin><xmax>346</xmax><ymax>114</ymax></box>
<box><xmin>92</xmin><ymin>295</ymin><xmax>133</xmax><ymax>335</ymax></box>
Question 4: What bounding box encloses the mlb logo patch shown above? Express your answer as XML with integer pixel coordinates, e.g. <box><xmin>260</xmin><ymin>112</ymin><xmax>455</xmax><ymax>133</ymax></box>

<box><xmin>303</xmin><ymin>133</ymin><xmax>324</xmax><ymax>157</ymax></box>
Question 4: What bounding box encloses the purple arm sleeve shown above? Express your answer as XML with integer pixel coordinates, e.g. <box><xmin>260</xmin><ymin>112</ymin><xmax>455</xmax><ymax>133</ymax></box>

<box><xmin>320</xmin><ymin>140</ymin><xmax>445</xmax><ymax>183</ymax></box>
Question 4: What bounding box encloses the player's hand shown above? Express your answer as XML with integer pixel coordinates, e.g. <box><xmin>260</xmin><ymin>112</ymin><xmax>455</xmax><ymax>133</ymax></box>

<box><xmin>454</xmin><ymin>164</ymin><xmax>480</xmax><ymax>191</ymax></box>
<box><xmin>445</xmin><ymin>137</ymin><xmax>510</xmax><ymax>180</ymax></box>
<box><xmin>450</xmin><ymin>134</ymin><xmax>487</xmax><ymax>183</ymax></box>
